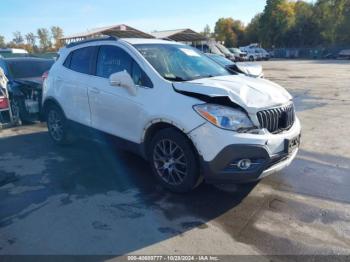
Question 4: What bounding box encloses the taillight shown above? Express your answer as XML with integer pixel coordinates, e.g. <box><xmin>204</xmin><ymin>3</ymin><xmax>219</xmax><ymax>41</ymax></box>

<box><xmin>42</xmin><ymin>71</ymin><xmax>49</xmax><ymax>82</ymax></box>
<box><xmin>0</xmin><ymin>97</ymin><xmax>9</xmax><ymax>109</ymax></box>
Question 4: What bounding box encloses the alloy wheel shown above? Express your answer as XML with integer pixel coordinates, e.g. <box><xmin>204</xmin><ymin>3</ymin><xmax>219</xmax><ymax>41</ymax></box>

<box><xmin>153</xmin><ymin>139</ymin><xmax>188</xmax><ymax>186</ymax></box>
<box><xmin>48</xmin><ymin>109</ymin><xmax>64</xmax><ymax>142</ymax></box>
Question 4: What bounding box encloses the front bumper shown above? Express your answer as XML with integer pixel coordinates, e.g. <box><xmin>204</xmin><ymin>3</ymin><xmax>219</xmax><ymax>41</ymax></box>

<box><xmin>201</xmin><ymin>144</ymin><xmax>299</xmax><ymax>184</ymax></box>
<box><xmin>189</xmin><ymin>118</ymin><xmax>301</xmax><ymax>184</ymax></box>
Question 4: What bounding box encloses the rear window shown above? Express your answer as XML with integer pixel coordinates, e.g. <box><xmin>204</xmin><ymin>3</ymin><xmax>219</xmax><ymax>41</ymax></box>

<box><xmin>7</xmin><ymin>60</ymin><xmax>54</xmax><ymax>78</ymax></box>
<box><xmin>66</xmin><ymin>47</ymin><xmax>95</xmax><ymax>74</ymax></box>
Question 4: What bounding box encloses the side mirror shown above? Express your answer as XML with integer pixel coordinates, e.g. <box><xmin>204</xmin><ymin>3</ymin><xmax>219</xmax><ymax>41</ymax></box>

<box><xmin>109</xmin><ymin>71</ymin><xmax>137</xmax><ymax>96</ymax></box>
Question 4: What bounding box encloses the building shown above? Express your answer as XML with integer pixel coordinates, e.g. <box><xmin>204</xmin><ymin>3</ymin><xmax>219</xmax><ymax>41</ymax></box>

<box><xmin>151</xmin><ymin>29</ymin><xmax>208</xmax><ymax>44</ymax></box>
<box><xmin>60</xmin><ymin>24</ymin><xmax>154</xmax><ymax>44</ymax></box>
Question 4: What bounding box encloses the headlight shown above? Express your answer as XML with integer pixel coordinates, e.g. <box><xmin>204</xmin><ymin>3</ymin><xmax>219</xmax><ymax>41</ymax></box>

<box><xmin>193</xmin><ymin>104</ymin><xmax>254</xmax><ymax>132</ymax></box>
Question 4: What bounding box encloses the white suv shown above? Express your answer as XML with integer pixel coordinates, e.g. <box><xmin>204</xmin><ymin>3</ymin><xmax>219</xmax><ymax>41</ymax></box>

<box><xmin>43</xmin><ymin>37</ymin><xmax>301</xmax><ymax>192</ymax></box>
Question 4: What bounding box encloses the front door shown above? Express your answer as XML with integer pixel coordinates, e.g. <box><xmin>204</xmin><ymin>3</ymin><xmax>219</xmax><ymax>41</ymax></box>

<box><xmin>88</xmin><ymin>45</ymin><xmax>152</xmax><ymax>143</ymax></box>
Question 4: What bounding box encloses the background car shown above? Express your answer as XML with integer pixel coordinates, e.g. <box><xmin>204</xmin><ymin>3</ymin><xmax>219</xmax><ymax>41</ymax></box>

<box><xmin>240</xmin><ymin>49</ymin><xmax>260</xmax><ymax>61</ymax></box>
<box><xmin>0</xmin><ymin>48</ymin><xmax>29</xmax><ymax>57</ymax></box>
<box><xmin>192</xmin><ymin>42</ymin><xmax>224</xmax><ymax>56</ymax></box>
<box><xmin>338</xmin><ymin>49</ymin><xmax>350</xmax><ymax>59</ymax></box>
<box><xmin>240</xmin><ymin>44</ymin><xmax>270</xmax><ymax>61</ymax></box>
<box><xmin>256</xmin><ymin>48</ymin><xmax>270</xmax><ymax>60</ymax></box>
<box><xmin>228</xmin><ymin>48</ymin><xmax>248</xmax><ymax>61</ymax></box>
<box><xmin>0</xmin><ymin>57</ymin><xmax>54</xmax><ymax>124</ymax></box>
<box><xmin>206</xmin><ymin>53</ymin><xmax>264</xmax><ymax>78</ymax></box>
<box><xmin>215</xmin><ymin>43</ymin><xmax>236</xmax><ymax>61</ymax></box>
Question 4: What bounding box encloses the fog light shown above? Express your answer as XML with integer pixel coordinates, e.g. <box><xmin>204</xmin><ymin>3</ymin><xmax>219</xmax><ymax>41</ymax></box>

<box><xmin>237</xmin><ymin>159</ymin><xmax>252</xmax><ymax>170</ymax></box>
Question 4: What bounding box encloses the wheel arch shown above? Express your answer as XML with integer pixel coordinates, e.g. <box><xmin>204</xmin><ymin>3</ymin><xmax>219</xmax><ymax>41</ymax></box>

<box><xmin>142</xmin><ymin>119</ymin><xmax>201</xmax><ymax>161</ymax></box>
<box><xmin>42</xmin><ymin>97</ymin><xmax>66</xmax><ymax>118</ymax></box>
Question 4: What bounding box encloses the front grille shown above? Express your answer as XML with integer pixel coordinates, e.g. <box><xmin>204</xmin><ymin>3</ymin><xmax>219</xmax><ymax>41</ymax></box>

<box><xmin>257</xmin><ymin>104</ymin><xmax>295</xmax><ymax>134</ymax></box>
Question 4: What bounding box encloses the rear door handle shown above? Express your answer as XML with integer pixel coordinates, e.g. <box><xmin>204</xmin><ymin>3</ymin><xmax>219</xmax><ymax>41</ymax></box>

<box><xmin>90</xmin><ymin>87</ymin><xmax>100</xmax><ymax>94</ymax></box>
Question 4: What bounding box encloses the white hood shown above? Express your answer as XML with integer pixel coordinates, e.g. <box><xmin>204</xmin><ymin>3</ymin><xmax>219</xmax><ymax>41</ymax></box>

<box><xmin>173</xmin><ymin>75</ymin><xmax>292</xmax><ymax>111</ymax></box>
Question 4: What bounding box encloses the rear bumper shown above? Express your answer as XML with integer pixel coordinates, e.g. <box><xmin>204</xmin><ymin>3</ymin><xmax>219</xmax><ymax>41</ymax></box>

<box><xmin>201</xmin><ymin>143</ymin><xmax>299</xmax><ymax>184</ymax></box>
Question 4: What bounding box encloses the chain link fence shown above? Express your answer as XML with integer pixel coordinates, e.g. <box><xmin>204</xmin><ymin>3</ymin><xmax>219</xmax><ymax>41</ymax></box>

<box><xmin>268</xmin><ymin>46</ymin><xmax>350</xmax><ymax>59</ymax></box>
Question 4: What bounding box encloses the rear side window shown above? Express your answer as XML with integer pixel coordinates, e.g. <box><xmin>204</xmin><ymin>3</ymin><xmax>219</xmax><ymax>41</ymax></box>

<box><xmin>65</xmin><ymin>46</ymin><xmax>95</xmax><ymax>75</ymax></box>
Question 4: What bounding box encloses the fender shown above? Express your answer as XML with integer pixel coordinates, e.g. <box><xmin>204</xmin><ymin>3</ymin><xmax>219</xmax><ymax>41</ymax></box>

<box><xmin>141</xmin><ymin>118</ymin><xmax>189</xmax><ymax>143</ymax></box>
<box><xmin>141</xmin><ymin>118</ymin><xmax>206</xmax><ymax>160</ymax></box>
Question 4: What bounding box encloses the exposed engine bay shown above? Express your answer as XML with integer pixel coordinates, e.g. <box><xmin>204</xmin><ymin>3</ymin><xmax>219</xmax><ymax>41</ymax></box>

<box><xmin>10</xmin><ymin>78</ymin><xmax>43</xmax><ymax>120</ymax></box>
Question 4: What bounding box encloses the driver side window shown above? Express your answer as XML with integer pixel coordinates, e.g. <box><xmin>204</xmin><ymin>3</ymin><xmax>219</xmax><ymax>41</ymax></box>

<box><xmin>96</xmin><ymin>45</ymin><xmax>153</xmax><ymax>88</ymax></box>
<box><xmin>96</xmin><ymin>45</ymin><xmax>131</xmax><ymax>78</ymax></box>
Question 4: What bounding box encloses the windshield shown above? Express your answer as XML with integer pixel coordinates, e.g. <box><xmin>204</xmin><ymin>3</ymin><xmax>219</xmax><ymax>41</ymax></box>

<box><xmin>216</xmin><ymin>44</ymin><xmax>231</xmax><ymax>56</ymax></box>
<box><xmin>208</xmin><ymin>44</ymin><xmax>223</xmax><ymax>56</ymax></box>
<box><xmin>134</xmin><ymin>44</ymin><xmax>230</xmax><ymax>82</ymax></box>
<box><xmin>7</xmin><ymin>59</ymin><xmax>54</xmax><ymax>79</ymax></box>
<box><xmin>207</xmin><ymin>54</ymin><xmax>234</xmax><ymax>67</ymax></box>
<box><xmin>230</xmin><ymin>48</ymin><xmax>241</xmax><ymax>54</ymax></box>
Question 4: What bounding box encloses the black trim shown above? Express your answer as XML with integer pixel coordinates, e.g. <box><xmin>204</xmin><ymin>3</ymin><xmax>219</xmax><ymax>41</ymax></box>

<box><xmin>66</xmin><ymin>36</ymin><xmax>118</xmax><ymax>48</ymax></box>
<box><xmin>200</xmin><ymin>144</ymin><xmax>294</xmax><ymax>184</ymax></box>
<box><xmin>91</xmin><ymin>46</ymin><xmax>99</xmax><ymax>76</ymax></box>
<box><xmin>63</xmin><ymin>53</ymin><xmax>72</xmax><ymax>68</ymax></box>
<box><xmin>67</xmin><ymin>120</ymin><xmax>144</xmax><ymax>157</ymax></box>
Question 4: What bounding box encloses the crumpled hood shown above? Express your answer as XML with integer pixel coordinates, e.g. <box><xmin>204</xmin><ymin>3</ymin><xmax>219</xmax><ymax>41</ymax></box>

<box><xmin>236</xmin><ymin>63</ymin><xmax>263</xmax><ymax>78</ymax></box>
<box><xmin>173</xmin><ymin>75</ymin><xmax>292</xmax><ymax>111</ymax></box>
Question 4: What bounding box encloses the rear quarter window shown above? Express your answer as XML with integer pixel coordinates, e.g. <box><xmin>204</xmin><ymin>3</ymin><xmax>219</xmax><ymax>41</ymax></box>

<box><xmin>65</xmin><ymin>46</ymin><xmax>95</xmax><ymax>75</ymax></box>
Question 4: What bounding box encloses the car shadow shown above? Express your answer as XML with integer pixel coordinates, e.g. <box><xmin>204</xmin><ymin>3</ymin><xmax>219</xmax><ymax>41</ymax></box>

<box><xmin>0</xmin><ymin>131</ymin><xmax>256</xmax><ymax>254</ymax></box>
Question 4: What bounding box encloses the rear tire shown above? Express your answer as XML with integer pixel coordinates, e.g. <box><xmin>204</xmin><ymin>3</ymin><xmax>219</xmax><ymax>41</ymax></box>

<box><xmin>46</xmin><ymin>105</ymin><xmax>74</xmax><ymax>145</ymax></box>
<box><xmin>10</xmin><ymin>97</ymin><xmax>23</xmax><ymax>125</ymax></box>
<box><xmin>149</xmin><ymin>128</ymin><xmax>202</xmax><ymax>193</ymax></box>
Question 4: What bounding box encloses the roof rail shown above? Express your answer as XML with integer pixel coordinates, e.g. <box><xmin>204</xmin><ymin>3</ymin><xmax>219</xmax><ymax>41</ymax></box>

<box><xmin>66</xmin><ymin>36</ymin><xmax>119</xmax><ymax>48</ymax></box>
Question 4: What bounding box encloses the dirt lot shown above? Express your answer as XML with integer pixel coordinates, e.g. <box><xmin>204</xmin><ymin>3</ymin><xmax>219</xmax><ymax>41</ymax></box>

<box><xmin>0</xmin><ymin>60</ymin><xmax>350</xmax><ymax>258</ymax></box>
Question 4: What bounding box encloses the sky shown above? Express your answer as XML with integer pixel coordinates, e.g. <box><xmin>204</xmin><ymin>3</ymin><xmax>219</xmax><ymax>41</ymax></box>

<box><xmin>0</xmin><ymin>0</ymin><xmax>271</xmax><ymax>42</ymax></box>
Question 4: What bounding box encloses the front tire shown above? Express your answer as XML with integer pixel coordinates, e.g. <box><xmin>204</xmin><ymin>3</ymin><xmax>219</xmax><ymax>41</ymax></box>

<box><xmin>149</xmin><ymin>128</ymin><xmax>202</xmax><ymax>193</ymax></box>
<box><xmin>46</xmin><ymin>105</ymin><xmax>74</xmax><ymax>145</ymax></box>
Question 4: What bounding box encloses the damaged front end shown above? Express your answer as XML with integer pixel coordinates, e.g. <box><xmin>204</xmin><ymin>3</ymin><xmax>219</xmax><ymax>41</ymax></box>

<box><xmin>9</xmin><ymin>78</ymin><xmax>43</xmax><ymax>122</ymax></box>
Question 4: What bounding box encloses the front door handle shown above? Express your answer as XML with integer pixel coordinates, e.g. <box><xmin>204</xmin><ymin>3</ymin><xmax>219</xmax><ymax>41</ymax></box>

<box><xmin>90</xmin><ymin>87</ymin><xmax>100</xmax><ymax>94</ymax></box>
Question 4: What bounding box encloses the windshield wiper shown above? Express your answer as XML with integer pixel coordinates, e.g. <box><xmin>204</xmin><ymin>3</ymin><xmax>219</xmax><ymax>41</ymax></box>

<box><xmin>191</xmin><ymin>74</ymin><xmax>216</xmax><ymax>80</ymax></box>
<box><xmin>164</xmin><ymin>76</ymin><xmax>187</xmax><ymax>82</ymax></box>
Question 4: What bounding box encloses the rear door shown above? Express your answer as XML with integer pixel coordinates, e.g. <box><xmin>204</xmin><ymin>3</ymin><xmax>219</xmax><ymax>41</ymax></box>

<box><xmin>58</xmin><ymin>46</ymin><xmax>97</xmax><ymax>126</ymax></box>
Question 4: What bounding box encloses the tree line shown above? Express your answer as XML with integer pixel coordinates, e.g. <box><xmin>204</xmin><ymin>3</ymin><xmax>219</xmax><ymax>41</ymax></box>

<box><xmin>203</xmin><ymin>0</ymin><xmax>350</xmax><ymax>48</ymax></box>
<box><xmin>0</xmin><ymin>26</ymin><xmax>64</xmax><ymax>53</ymax></box>
<box><xmin>1</xmin><ymin>0</ymin><xmax>349</xmax><ymax>52</ymax></box>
